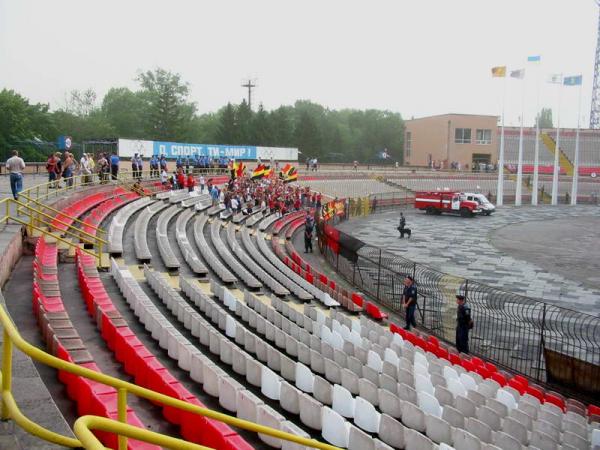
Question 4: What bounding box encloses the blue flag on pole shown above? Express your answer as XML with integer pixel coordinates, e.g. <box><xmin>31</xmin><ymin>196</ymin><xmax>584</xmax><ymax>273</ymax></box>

<box><xmin>563</xmin><ymin>75</ymin><xmax>582</xmax><ymax>86</ymax></box>
<box><xmin>527</xmin><ymin>55</ymin><xmax>541</xmax><ymax>62</ymax></box>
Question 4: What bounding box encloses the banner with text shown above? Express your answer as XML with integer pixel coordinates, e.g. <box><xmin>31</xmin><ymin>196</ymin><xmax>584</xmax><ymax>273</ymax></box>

<box><xmin>118</xmin><ymin>139</ymin><xmax>297</xmax><ymax>161</ymax></box>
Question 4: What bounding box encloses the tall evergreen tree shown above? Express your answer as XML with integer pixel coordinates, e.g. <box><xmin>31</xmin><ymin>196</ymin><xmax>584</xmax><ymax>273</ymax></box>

<box><xmin>136</xmin><ymin>68</ymin><xmax>196</xmax><ymax>141</ymax></box>
<box><xmin>216</xmin><ymin>103</ymin><xmax>237</xmax><ymax>144</ymax></box>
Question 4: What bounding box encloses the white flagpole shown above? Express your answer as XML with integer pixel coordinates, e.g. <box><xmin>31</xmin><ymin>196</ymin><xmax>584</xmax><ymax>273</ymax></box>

<box><xmin>551</xmin><ymin>78</ymin><xmax>562</xmax><ymax>205</ymax></box>
<box><xmin>497</xmin><ymin>75</ymin><xmax>507</xmax><ymax>206</ymax></box>
<box><xmin>515</xmin><ymin>73</ymin><xmax>526</xmax><ymax>206</ymax></box>
<box><xmin>532</xmin><ymin>63</ymin><xmax>541</xmax><ymax>205</ymax></box>
<box><xmin>571</xmin><ymin>81</ymin><xmax>582</xmax><ymax>205</ymax></box>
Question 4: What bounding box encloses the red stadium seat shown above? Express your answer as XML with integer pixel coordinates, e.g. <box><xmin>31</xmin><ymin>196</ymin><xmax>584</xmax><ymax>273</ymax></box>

<box><xmin>351</xmin><ymin>293</ymin><xmax>364</xmax><ymax>308</ymax></box>
<box><xmin>365</xmin><ymin>302</ymin><xmax>388</xmax><ymax>320</ymax></box>
<box><xmin>526</xmin><ymin>385</ymin><xmax>545</xmax><ymax>403</ymax></box>
<box><xmin>545</xmin><ymin>393</ymin><xmax>565</xmax><ymax>411</ymax></box>
<box><xmin>508</xmin><ymin>378</ymin><xmax>526</xmax><ymax>395</ymax></box>
<box><xmin>491</xmin><ymin>372</ymin><xmax>507</xmax><ymax>386</ymax></box>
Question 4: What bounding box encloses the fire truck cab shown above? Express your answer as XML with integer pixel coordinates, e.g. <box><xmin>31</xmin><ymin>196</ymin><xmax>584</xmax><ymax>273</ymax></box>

<box><xmin>414</xmin><ymin>191</ymin><xmax>481</xmax><ymax>217</ymax></box>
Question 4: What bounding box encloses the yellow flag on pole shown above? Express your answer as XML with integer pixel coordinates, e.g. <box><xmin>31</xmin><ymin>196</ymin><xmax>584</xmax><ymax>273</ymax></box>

<box><xmin>491</xmin><ymin>66</ymin><xmax>507</xmax><ymax>77</ymax></box>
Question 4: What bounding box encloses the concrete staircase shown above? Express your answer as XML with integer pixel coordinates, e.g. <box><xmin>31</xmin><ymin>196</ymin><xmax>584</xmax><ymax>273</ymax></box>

<box><xmin>541</xmin><ymin>132</ymin><xmax>574</xmax><ymax>176</ymax></box>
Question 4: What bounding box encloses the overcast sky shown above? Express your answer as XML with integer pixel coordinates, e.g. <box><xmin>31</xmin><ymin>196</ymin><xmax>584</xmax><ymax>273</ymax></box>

<box><xmin>0</xmin><ymin>0</ymin><xmax>597</xmax><ymax>129</ymax></box>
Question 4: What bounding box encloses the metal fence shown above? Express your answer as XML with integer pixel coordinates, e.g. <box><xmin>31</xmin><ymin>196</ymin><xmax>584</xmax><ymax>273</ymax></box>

<box><xmin>319</xmin><ymin>220</ymin><xmax>600</xmax><ymax>403</ymax></box>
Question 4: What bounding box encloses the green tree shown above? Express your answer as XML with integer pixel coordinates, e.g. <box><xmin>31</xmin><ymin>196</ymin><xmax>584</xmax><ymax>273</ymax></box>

<box><xmin>64</xmin><ymin>88</ymin><xmax>98</xmax><ymax>116</ymax></box>
<box><xmin>101</xmin><ymin>87</ymin><xmax>146</xmax><ymax>138</ymax></box>
<box><xmin>269</xmin><ymin>106</ymin><xmax>294</xmax><ymax>147</ymax></box>
<box><xmin>136</xmin><ymin>68</ymin><xmax>196</xmax><ymax>141</ymax></box>
<box><xmin>536</xmin><ymin>108</ymin><xmax>553</xmax><ymax>128</ymax></box>
<box><xmin>216</xmin><ymin>103</ymin><xmax>237</xmax><ymax>144</ymax></box>
<box><xmin>0</xmin><ymin>89</ymin><xmax>57</xmax><ymax>159</ymax></box>
<box><xmin>235</xmin><ymin>99</ymin><xmax>253</xmax><ymax>144</ymax></box>
<box><xmin>294</xmin><ymin>111</ymin><xmax>321</xmax><ymax>157</ymax></box>
<box><xmin>250</xmin><ymin>103</ymin><xmax>272</xmax><ymax>145</ymax></box>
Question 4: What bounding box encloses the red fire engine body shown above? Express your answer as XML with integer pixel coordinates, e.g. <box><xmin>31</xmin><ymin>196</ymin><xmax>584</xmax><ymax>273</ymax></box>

<box><xmin>414</xmin><ymin>191</ymin><xmax>481</xmax><ymax>217</ymax></box>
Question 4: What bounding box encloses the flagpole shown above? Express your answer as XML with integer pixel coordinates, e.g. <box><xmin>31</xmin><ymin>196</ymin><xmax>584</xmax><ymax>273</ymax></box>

<box><xmin>532</xmin><ymin>62</ymin><xmax>541</xmax><ymax>205</ymax></box>
<box><xmin>571</xmin><ymin>81</ymin><xmax>582</xmax><ymax>205</ymax></box>
<box><xmin>515</xmin><ymin>73</ymin><xmax>526</xmax><ymax>206</ymax></box>
<box><xmin>497</xmin><ymin>75</ymin><xmax>507</xmax><ymax>206</ymax></box>
<box><xmin>551</xmin><ymin>78</ymin><xmax>562</xmax><ymax>205</ymax></box>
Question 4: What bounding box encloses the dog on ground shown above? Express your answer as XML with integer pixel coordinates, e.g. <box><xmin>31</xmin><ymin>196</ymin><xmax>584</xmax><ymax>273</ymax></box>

<box><xmin>397</xmin><ymin>226</ymin><xmax>411</xmax><ymax>238</ymax></box>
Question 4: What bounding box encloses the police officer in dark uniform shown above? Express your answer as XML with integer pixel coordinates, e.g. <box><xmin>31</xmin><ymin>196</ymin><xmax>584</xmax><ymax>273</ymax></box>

<box><xmin>402</xmin><ymin>276</ymin><xmax>417</xmax><ymax>330</ymax></box>
<box><xmin>456</xmin><ymin>294</ymin><xmax>473</xmax><ymax>354</ymax></box>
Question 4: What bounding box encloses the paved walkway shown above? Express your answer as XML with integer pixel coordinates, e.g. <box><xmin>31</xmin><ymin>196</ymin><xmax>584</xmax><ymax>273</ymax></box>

<box><xmin>338</xmin><ymin>205</ymin><xmax>600</xmax><ymax>315</ymax></box>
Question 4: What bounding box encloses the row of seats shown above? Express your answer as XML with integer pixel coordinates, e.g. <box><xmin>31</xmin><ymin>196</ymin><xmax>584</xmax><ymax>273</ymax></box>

<box><xmin>155</xmin><ymin>188</ymin><xmax>187</xmax><ymax>200</ymax></box>
<box><xmin>109</xmin><ymin>259</ymin><xmax>253</xmax><ymax>449</ymax></box>
<box><xmin>182</xmin><ymin>193</ymin><xmax>211</xmax><ymax>209</ymax></box>
<box><xmin>240</xmin><ymin>226</ymin><xmax>312</xmax><ymax>301</ymax></box>
<box><xmin>193</xmin><ymin>215</ymin><xmax>237</xmax><ymax>284</ymax></box>
<box><xmin>502</xmin><ymin>134</ymin><xmax>555</xmax><ymax>165</ymax></box>
<box><xmin>233</xmin><ymin>206</ymin><xmax>265</xmax><ymax>224</ymax></box>
<box><xmin>155</xmin><ymin>205</ymin><xmax>182</xmax><ymax>270</ymax></box>
<box><xmin>134</xmin><ymin>201</ymin><xmax>169</xmax><ymax>261</ymax></box>
<box><xmin>244</xmin><ymin>209</ymin><xmax>267</xmax><ymax>228</ymax></box>
<box><xmin>33</xmin><ymin>238</ymin><xmax>158</xmax><ymax>450</ymax></box>
<box><xmin>275</xmin><ymin>232</ymin><xmax>382</xmax><ymax>317</ymax></box>
<box><xmin>225</xmin><ymin>222</ymin><xmax>289</xmax><ymax>296</ymax></box>
<box><xmin>271</xmin><ymin>211</ymin><xmax>306</xmax><ymax>235</ymax></box>
<box><xmin>81</xmin><ymin>192</ymin><xmax>139</xmax><ymax>237</ymax></box>
<box><xmin>51</xmin><ymin>189</ymin><xmax>125</xmax><ymax>232</ymax></box>
<box><xmin>256</xmin><ymin>229</ymin><xmax>340</xmax><ymax>307</ymax></box>
<box><xmin>268</xmin><ymin>223</ymin><xmax>365</xmax><ymax>313</ymax></box>
<box><xmin>175</xmin><ymin>208</ymin><xmax>208</xmax><ymax>275</ymax></box>
<box><xmin>552</xmin><ymin>135</ymin><xmax>600</xmax><ymax>167</ymax></box>
<box><xmin>390</xmin><ymin>178</ymin><xmax>517</xmax><ymax>195</ymax></box>
<box><xmin>258</xmin><ymin>213</ymin><xmax>280</xmax><ymax>232</ymax></box>
<box><xmin>108</xmin><ymin>197</ymin><xmax>154</xmax><ymax>254</ymax></box>
<box><xmin>146</xmin><ymin>270</ymin><xmax>316</xmax><ymax>449</ymax></box>
<box><xmin>296</xmin><ymin>179</ymin><xmax>401</xmax><ymax>199</ymax></box>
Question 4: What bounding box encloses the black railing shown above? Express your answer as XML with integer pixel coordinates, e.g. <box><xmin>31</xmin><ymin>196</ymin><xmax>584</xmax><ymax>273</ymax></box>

<box><xmin>319</xmin><ymin>222</ymin><xmax>600</xmax><ymax>403</ymax></box>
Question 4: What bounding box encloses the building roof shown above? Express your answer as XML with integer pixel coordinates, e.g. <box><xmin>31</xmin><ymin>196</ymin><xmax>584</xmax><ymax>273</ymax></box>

<box><xmin>406</xmin><ymin>113</ymin><xmax>499</xmax><ymax>122</ymax></box>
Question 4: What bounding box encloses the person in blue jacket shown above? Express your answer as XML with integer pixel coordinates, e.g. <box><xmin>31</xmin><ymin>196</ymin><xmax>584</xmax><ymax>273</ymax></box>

<box><xmin>110</xmin><ymin>151</ymin><xmax>120</xmax><ymax>180</ymax></box>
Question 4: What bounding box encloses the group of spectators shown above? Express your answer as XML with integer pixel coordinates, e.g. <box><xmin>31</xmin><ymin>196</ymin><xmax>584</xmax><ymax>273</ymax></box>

<box><xmin>202</xmin><ymin>175</ymin><xmax>322</xmax><ymax>217</ymax></box>
<box><xmin>45</xmin><ymin>150</ymin><xmax>121</xmax><ymax>186</ymax></box>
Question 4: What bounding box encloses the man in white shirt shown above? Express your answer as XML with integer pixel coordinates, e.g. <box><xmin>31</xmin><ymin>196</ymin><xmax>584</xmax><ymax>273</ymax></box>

<box><xmin>6</xmin><ymin>150</ymin><xmax>25</xmax><ymax>200</ymax></box>
<box><xmin>199</xmin><ymin>175</ymin><xmax>205</xmax><ymax>193</ymax></box>
<box><xmin>80</xmin><ymin>153</ymin><xmax>92</xmax><ymax>184</ymax></box>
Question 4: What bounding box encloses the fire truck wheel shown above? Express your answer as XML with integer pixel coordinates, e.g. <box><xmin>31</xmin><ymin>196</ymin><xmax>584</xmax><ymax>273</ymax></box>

<box><xmin>426</xmin><ymin>207</ymin><xmax>435</xmax><ymax>215</ymax></box>
<box><xmin>460</xmin><ymin>207</ymin><xmax>472</xmax><ymax>218</ymax></box>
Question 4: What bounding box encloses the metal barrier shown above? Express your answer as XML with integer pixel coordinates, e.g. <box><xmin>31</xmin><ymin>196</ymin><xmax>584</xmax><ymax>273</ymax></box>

<box><xmin>318</xmin><ymin>217</ymin><xmax>600</xmax><ymax>404</ymax></box>
<box><xmin>0</xmin><ymin>305</ymin><xmax>340</xmax><ymax>450</ymax></box>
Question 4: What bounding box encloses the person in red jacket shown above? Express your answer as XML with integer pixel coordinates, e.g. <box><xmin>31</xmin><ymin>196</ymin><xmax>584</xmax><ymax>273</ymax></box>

<box><xmin>186</xmin><ymin>173</ymin><xmax>196</xmax><ymax>192</ymax></box>
<box><xmin>176</xmin><ymin>169</ymin><xmax>186</xmax><ymax>189</ymax></box>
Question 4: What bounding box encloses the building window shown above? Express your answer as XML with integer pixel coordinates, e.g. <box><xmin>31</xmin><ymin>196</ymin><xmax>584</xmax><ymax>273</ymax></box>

<box><xmin>405</xmin><ymin>132</ymin><xmax>412</xmax><ymax>157</ymax></box>
<box><xmin>455</xmin><ymin>128</ymin><xmax>471</xmax><ymax>144</ymax></box>
<box><xmin>476</xmin><ymin>129</ymin><xmax>492</xmax><ymax>145</ymax></box>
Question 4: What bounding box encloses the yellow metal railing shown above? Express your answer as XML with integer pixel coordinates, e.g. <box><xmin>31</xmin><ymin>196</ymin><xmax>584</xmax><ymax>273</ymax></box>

<box><xmin>0</xmin><ymin>303</ymin><xmax>340</xmax><ymax>450</ymax></box>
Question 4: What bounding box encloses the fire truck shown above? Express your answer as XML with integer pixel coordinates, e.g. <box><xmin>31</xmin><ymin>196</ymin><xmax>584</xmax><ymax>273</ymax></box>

<box><xmin>414</xmin><ymin>191</ymin><xmax>481</xmax><ymax>217</ymax></box>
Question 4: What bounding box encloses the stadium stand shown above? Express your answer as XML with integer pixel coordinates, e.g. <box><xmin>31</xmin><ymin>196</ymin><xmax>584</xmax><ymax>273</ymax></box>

<box><xmin>502</xmin><ymin>129</ymin><xmax>555</xmax><ymax>166</ymax></box>
<box><xmin>296</xmin><ymin>179</ymin><xmax>402</xmax><ymax>199</ymax></box>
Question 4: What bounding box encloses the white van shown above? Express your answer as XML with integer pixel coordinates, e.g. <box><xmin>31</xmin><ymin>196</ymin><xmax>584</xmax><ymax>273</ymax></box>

<box><xmin>464</xmin><ymin>193</ymin><xmax>495</xmax><ymax>215</ymax></box>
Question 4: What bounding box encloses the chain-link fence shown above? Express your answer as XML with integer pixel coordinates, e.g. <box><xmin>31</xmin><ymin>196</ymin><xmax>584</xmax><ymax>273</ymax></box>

<box><xmin>318</xmin><ymin>218</ymin><xmax>600</xmax><ymax>403</ymax></box>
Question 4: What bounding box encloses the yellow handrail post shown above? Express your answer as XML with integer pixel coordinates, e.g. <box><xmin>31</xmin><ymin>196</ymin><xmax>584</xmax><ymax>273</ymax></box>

<box><xmin>117</xmin><ymin>388</ymin><xmax>128</xmax><ymax>450</ymax></box>
<box><xmin>1</xmin><ymin>329</ymin><xmax>13</xmax><ymax>420</ymax></box>
<box><xmin>5</xmin><ymin>201</ymin><xmax>9</xmax><ymax>225</ymax></box>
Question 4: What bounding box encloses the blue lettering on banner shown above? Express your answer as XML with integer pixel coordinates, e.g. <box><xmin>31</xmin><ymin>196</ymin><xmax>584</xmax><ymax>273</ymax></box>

<box><xmin>152</xmin><ymin>141</ymin><xmax>257</xmax><ymax>159</ymax></box>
